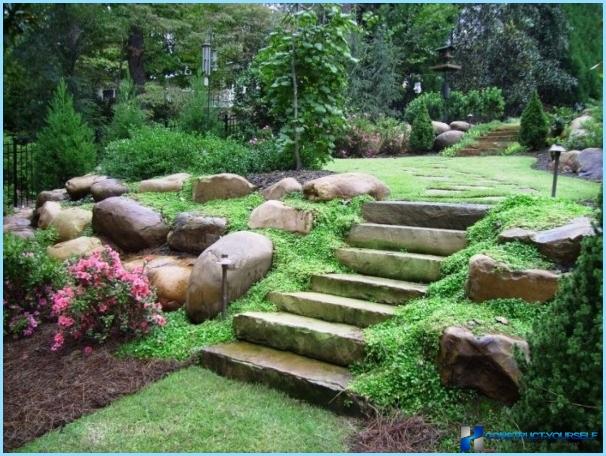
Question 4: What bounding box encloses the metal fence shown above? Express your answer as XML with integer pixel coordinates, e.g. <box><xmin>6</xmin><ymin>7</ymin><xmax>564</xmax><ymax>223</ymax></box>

<box><xmin>3</xmin><ymin>136</ymin><xmax>36</xmax><ymax>208</ymax></box>
<box><xmin>220</xmin><ymin>112</ymin><xmax>239</xmax><ymax>137</ymax></box>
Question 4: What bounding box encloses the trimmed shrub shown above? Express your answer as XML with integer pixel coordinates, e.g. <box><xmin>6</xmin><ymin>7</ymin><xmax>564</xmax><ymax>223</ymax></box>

<box><xmin>519</xmin><ymin>91</ymin><xmax>549</xmax><ymax>150</ymax></box>
<box><xmin>3</xmin><ymin>230</ymin><xmax>68</xmax><ymax>338</ymax></box>
<box><xmin>409</xmin><ymin>102</ymin><xmax>434</xmax><ymax>152</ymax></box>
<box><xmin>478</xmin><ymin>86</ymin><xmax>505</xmax><ymax>121</ymax></box>
<box><xmin>404</xmin><ymin>92</ymin><xmax>444</xmax><ymax>123</ymax></box>
<box><xmin>34</xmin><ymin>79</ymin><xmax>97</xmax><ymax>190</ymax></box>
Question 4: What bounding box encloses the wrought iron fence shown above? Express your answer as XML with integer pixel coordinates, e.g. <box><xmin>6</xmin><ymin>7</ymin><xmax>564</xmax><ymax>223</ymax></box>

<box><xmin>220</xmin><ymin>112</ymin><xmax>239</xmax><ymax>137</ymax></box>
<box><xmin>3</xmin><ymin>135</ymin><xmax>36</xmax><ymax>208</ymax></box>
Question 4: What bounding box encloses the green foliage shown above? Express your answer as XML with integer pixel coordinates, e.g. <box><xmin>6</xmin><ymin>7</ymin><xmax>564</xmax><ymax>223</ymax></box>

<box><xmin>403</xmin><ymin>92</ymin><xmax>444</xmax><ymax>123</ymax></box>
<box><xmin>177</xmin><ymin>74</ymin><xmax>221</xmax><ymax>135</ymax></box>
<box><xmin>335</xmin><ymin>116</ymin><xmax>409</xmax><ymax>158</ymax></box>
<box><xmin>34</xmin><ymin>79</ymin><xmax>97</xmax><ymax>190</ymax></box>
<box><xmin>409</xmin><ymin>102</ymin><xmax>434</xmax><ymax>152</ymax></box>
<box><xmin>104</xmin><ymin>79</ymin><xmax>149</xmax><ymax>143</ymax></box>
<box><xmin>255</xmin><ymin>6</ymin><xmax>357</xmax><ymax>169</ymax></box>
<box><xmin>502</xmin><ymin>142</ymin><xmax>529</xmax><ymax>156</ymax></box>
<box><xmin>519</xmin><ymin>91</ymin><xmax>549</xmax><ymax>150</ymax></box>
<box><xmin>563</xmin><ymin>105</ymin><xmax>603</xmax><ymax>150</ymax></box>
<box><xmin>513</xmin><ymin>197</ymin><xmax>602</xmax><ymax>451</ymax></box>
<box><xmin>136</xmin><ymin>83</ymin><xmax>191</xmax><ymax>126</ymax></box>
<box><xmin>440</xmin><ymin>121</ymin><xmax>503</xmax><ymax>157</ymax></box>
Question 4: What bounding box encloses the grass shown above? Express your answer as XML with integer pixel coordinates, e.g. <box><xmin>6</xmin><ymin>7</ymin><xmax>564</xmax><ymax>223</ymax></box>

<box><xmin>325</xmin><ymin>155</ymin><xmax>600</xmax><ymax>204</ymax></box>
<box><xmin>17</xmin><ymin>366</ymin><xmax>357</xmax><ymax>453</ymax></box>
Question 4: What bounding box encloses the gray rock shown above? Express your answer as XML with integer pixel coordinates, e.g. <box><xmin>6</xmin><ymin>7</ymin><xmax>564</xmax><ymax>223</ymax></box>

<box><xmin>192</xmin><ymin>173</ymin><xmax>255</xmax><ymax>203</ymax></box>
<box><xmin>3</xmin><ymin>208</ymin><xmax>35</xmax><ymax>239</ymax></box>
<box><xmin>498</xmin><ymin>227</ymin><xmax>535</xmax><ymax>243</ymax></box>
<box><xmin>531</xmin><ymin>217</ymin><xmax>596</xmax><ymax>264</ymax></box>
<box><xmin>138</xmin><ymin>173</ymin><xmax>191</xmax><ymax>193</ymax></box>
<box><xmin>578</xmin><ymin>148</ymin><xmax>602</xmax><ymax>181</ymax></box>
<box><xmin>450</xmin><ymin>121</ymin><xmax>471</xmax><ymax>132</ymax></box>
<box><xmin>185</xmin><ymin>231</ymin><xmax>273</xmax><ymax>323</ymax></box>
<box><xmin>35</xmin><ymin>188</ymin><xmax>69</xmax><ymax>209</ymax></box>
<box><xmin>439</xmin><ymin>326</ymin><xmax>529</xmax><ymax>404</ymax></box>
<box><xmin>65</xmin><ymin>174</ymin><xmax>107</xmax><ymax>200</ymax></box>
<box><xmin>434</xmin><ymin>130</ymin><xmax>465</xmax><ymax>150</ymax></box>
<box><xmin>303</xmin><ymin>173</ymin><xmax>390</xmax><ymax>201</ymax></box>
<box><xmin>249</xmin><ymin>200</ymin><xmax>314</xmax><ymax>234</ymax></box>
<box><xmin>92</xmin><ymin>197</ymin><xmax>169</xmax><ymax>252</ymax></box>
<box><xmin>432</xmin><ymin>121</ymin><xmax>451</xmax><ymax>135</ymax></box>
<box><xmin>167</xmin><ymin>212</ymin><xmax>228</xmax><ymax>254</ymax></box>
<box><xmin>90</xmin><ymin>178</ymin><xmax>129</xmax><ymax>202</ymax></box>
<box><xmin>261</xmin><ymin>178</ymin><xmax>303</xmax><ymax>201</ymax></box>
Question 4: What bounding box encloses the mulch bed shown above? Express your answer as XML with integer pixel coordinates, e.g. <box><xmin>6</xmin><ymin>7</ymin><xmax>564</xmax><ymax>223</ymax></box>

<box><xmin>246</xmin><ymin>169</ymin><xmax>334</xmax><ymax>189</ymax></box>
<box><xmin>350</xmin><ymin>413</ymin><xmax>443</xmax><ymax>453</ymax></box>
<box><xmin>3</xmin><ymin>324</ymin><xmax>186</xmax><ymax>451</ymax></box>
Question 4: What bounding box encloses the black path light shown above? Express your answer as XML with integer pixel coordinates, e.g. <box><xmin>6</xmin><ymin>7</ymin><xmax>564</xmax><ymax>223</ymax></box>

<box><xmin>549</xmin><ymin>144</ymin><xmax>565</xmax><ymax>197</ymax></box>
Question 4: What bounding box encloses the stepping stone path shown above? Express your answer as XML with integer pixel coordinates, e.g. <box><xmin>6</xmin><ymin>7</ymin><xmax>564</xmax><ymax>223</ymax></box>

<box><xmin>456</xmin><ymin>124</ymin><xmax>520</xmax><ymax>156</ymax></box>
<box><xmin>200</xmin><ymin>201</ymin><xmax>490</xmax><ymax>414</ymax></box>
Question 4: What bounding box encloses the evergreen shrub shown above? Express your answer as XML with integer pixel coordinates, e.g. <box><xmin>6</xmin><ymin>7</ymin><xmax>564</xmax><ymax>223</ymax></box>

<box><xmin>519</xmin><ymin>91</ymin><xmax>549</xmax><ymax>150</ymax></box>
<box><xmin>409</xmin><ymin>102</ymin><xmax>434</xmax><ymax>152</ymax></box>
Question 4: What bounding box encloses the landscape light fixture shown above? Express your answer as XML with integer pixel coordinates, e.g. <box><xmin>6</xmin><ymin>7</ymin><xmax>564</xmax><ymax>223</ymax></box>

<box><xmin>218</xmin><ymin>254</ymin><xmax>235</xmax><ymax>318</ymax></box>
<box><xmin>549</xmin><ymin>144</ymin><xmax>565</xmax><ymax>197</ymax></box>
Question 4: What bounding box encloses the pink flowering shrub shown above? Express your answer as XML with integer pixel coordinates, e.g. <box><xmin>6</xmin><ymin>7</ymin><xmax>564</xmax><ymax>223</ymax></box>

<box><xmin>3</xmin><ymin>232</ymin><xmax>67</xmax><ymax>338</ymax></box>
<box><xmin>50</xmin><ymin>247</ymin><xmax>165</xmax><ymax>351</ymax></box>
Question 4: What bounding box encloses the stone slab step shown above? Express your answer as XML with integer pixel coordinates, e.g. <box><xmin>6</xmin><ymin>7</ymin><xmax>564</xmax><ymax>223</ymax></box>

<box><xmin>363</xmin><ymin>201</ymin><xmax>490</xmax><ymax>230</ymax></box>
<box><xmin>336</xmin><ymin>247</ymin><xmax>443</xmax><ymax>283</ymax></box>
<box><xmin>269</xmin><ymin>291</ymin><xmax>396</xmax><ymax>327</ymax></box>
<box><xmin>199</xmin><ymin>341</ymin><xmax>367</xmax><ymax>415</ymax></box>
<box><xmin>311</xmin><ymin>273</ymin><xmax>427</xmax><ymax>305</ymax></box>
<box><xmin>348</xmin><ymin>223</ymin><xmax>467</xmax><ymax>256</ymax></box>
<box><xmin>234</xmin><ymin>311</ymin><xmax>365</xmax><ymax>366</ymax></box>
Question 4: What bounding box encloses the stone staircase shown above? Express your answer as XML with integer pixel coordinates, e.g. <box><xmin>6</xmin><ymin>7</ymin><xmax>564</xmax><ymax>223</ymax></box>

<box><xmin>200</xmin><ymin>201</ymin><xmax>490</xmax><ymax>414</ymax></box>
<box><xmin>457</xmin><ymin>124</ymin><xmax>520</xmax><ymax>156</ymax></box>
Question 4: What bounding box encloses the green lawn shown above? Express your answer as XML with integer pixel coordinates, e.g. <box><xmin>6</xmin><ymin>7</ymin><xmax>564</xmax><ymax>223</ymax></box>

<box><xmin>18</xmin><ymin>366</ymin><xmax>357</xmax><ymax>453</ymax></box>
<box><xmin>326</xmin><ymin>155</ymin><xmax>600</xmax><ymax>203</ymax></box>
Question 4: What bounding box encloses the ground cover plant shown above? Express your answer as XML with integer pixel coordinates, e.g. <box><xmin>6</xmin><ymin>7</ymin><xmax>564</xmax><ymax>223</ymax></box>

<box><xmin>440</xmin><ymin>120</ymin><xmax>505</xmax><ymax>157</ymax></box>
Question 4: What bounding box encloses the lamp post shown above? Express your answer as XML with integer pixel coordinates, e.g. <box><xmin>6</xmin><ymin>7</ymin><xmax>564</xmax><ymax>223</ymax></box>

<box><xmin>430</xmin><ymin>44</ymin><xmax>461</xmax><ymax>123</ymax></box>
<box><xmin>549</xmin><ymin>144</ymin><xmax>565</xmax><ymax>197</ymax></box>
<box><xmin>202</xmin><ymin>37</ymin><xmax>213</xmax><ymax>120</ymax></box>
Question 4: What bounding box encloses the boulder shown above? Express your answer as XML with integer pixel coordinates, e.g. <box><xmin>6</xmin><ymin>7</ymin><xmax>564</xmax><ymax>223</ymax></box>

<box><xmin>167</xmin><ymin>212</ymin><xmax>228</xmax><ymax>254</ymax></box>
<box><xmin>570</xmin><ymin>114</ymin><xmax>592</xmax><ymax>137</ymax></box>
<box><xmin>37</xmin><ymin>201</ymin><xmax>62</xmax><ymax>229</ymax></box>
<box><xmin>192</xmin><ymin>173</ymin><xmax>255</xmax><ymax>203</ymax></box>
<box><xmin>434</xmin><ymin>130</ymin><xmax>465</xmax><ymax>150</ymax></box>
<box><xmin>578</xmin><ymin>148</ymin><xmax>602</xmax><ymax>181</ymax></box>
<box><xmin>65</xmin><ymin>174</ymin><xmax>107</xmax><ymax>200</ymax></box>
<box><xmin>432</xmin><ymin>121</ymin><xmax>451</xmax><ymax>135</ymax></box>
<box><xmin>438</xmin><ymin>326</ymin><xmax>529</xmax><ymax>404</ymax></box>
<box><xmin>550</xmin><ymin>150</ymin><xmax>581</xmax><ymax>173</ymax></box>
<box><xmin>35</xmin><ymin>188</ymin><xmax>69</xmax><ymax>209</ymax></box>
<box><xmin>3</xmin><ymin>208</ymin><xmax>35</xmax><ymax>239</ymax></box>
<box><xmin>450</xmin><ymin>121</ymin><xmax>471</xmax><ymax>132</ymax></box>
<box><xmin>303</xmin><ymin>172</ymin><xmax>390</xmax><ymax>201</ymax></box>
<box><xmin>497</xmin><ymin>227</ymin><xmax>535</xmax><ymax>244</ymax></box>
<box><xmin>185</xmin><ymin>231</ymin><xmax>273</xmax><ymax>323</ymax></box>
<box><xmin>47</xmin><ymin>236</ymin><xmax>102</xmax><ymax>261</ymax></box>
<box><xmin>531</xmin><ymin>217</ymin><xmax>596</xmax><ymax>264</ymax></box>
<box><xmin>138</xmin><ymin>173</ymin><xmax>191</xmax><ymax>193</ymax></box>
<box><xmin>91</xmin><ymin>178</ymin><xmax>129</xmax><ymax>202</ymax></box>
<box><xmin>261</xmin><ymin>177</ymin><xmax>303</xmax><ymax>201</ymax></box>
<box><xmin>50</xmin><ymin>208</ymin><xmax>93</xmax><ymax>242</ymax></box>
<box><xmin>466</xmin><ymin>254</ymin><xmax>560</xmax><ymax>303</ymax></box>
<box><xmin>92</xmin><ymin>197</ymin><xmax>169</xmax><ymax>252</ymax></box>
<box><xmin>249</xmin><ymin>200</ymin><xmax>314</xmax><ymax>234</ymax></box>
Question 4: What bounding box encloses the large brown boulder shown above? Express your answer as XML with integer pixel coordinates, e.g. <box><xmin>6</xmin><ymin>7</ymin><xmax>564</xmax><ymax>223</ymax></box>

<box><xmin>498</xmin><ymin>217</ymin><xmax>595</xmax><ymax>265</ymax></box>
<box><xmin>303</xmin><ymin>173</ymin><xmax>390</xmax><ymax>201</ymax></box>
<box><xmin>249</xmin><ymin>200</ymin><xmax>314</xmax><ymax>234</ymax></box>
<box><xmin>432</xmin><ymin>121</ymin><xmax>451</xmax><ymax>135</ymax></box>
<box><xmin>466</xmin><ymin>254</ymin><xmax>560</xmax><ymax>303</ymax></box>
<box><xmin>185</xmin><ymin>231</ymin><xmax>273</xmax><ymax>323</ymax></box>
<box><xmin>450</xmin><ymin>121</ymin><xmax>471</xmax><ymax>132</ymax></box>
<box><xmin>47</xmin><ymin>236</ymin><xmax>102</xmax><ymax>261</ymax></box>
<box><xmin>261</xmin><ymin>177</ymin><xmax>303</xmax><ymax>201</ymax></box>
<box><xmin>434</xmin><ymin>130</ymin><xmax>465</xmax><ymax>150</ymax></box>
<box><xmin>65</xmin><ymin>174</ymin><xmax>107</xmax><ymax>200</ymax></box>
<box><xmin>91</xmin><ymin>178</ymin><xmax>129</xmax><ymax>202</ymax></box>
<box><xmin>549</xmin><ymin>150</ymin><xmax>581</xmax><ymax>173</ymax></box>
<box><xmin>37</xmin><ymin>201</ymin><xmax>62</xmax><ymax>229</ymax></box>
<box><xmin>192</xmin><ymin>173</ymin><xmax>255</xmax><ymax>203</ymax></box>
<box><xmin>3</xmin><ymin>208</ymin><xmax>35</xmax><ymax>239</ymax></box>
<box><xmin>167</xmin><ymin>212</ymin><xmax>228</xmax><ymax>254</ymax></box>
<box><xmin>35</xmin><ymin>188</ymin><xmax>69</xmax><ymax>209</ymax></box>
<box><xmin>50</xmin><ymin>208</ymin><xmax>93</xmax><ymax>242</ymax></box>
<box><xmin>438</xmin><ymin>326</ymin><xmax>529</xmax><ymax>404</ymax></box>
<box><xmin>138</xmin><ymin>173</ymin><xmax>191</xmax><ymax>193</ymax></box>
<box><xmin>92</xmin><ymin>197</ymin><xmax>169</xmax><ymax>252</ymax></box>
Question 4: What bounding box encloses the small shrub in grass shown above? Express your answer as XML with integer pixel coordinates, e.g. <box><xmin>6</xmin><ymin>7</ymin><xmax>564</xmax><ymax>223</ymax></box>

<box><xmin>519</xmin><ymin>91</ymin><xmax>549</xmax><ymax>150</ymax></box>
<box><xmin>409</xmin><ymin>102</ymin><xmax>434</xmax><ymax>152</ymax></box>
<box><xmin>3</xmin><ymin>230</ymin><xmax>68</xmax><ymax>338</ymax></box>
<box><xmin>50</xmin><ymin>247</ymin><xmax>165</xmax><ymax>351</ymax></box>
<box><xmin>502</xmin><ymin>142</ymin><xmax>528</xmax><ymax>156</ymax></box>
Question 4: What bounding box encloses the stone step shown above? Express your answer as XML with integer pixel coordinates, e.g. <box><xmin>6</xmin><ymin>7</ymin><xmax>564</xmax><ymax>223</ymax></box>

<box><xmin>233</xmin><ymin>311</ymin><xmax>365</xmax><ymax>367</ymax></box>
<box><xmin>199</xmin><ymin>341</ymin><xmax>367</xmax><ymax>415</ymax></box>
<box><xmin>336</xmin><ymin>247</ymin><xmax>443</xmax><ymax>283</ymax></box>
<box><xmin>311</xmin><ymin>273</ymin><xmax>427</xmax><ymax>305</ymax></box>
<box><xmin>269</xmin><ymin>291</ymin><xmax>396</xmax><ymax>327</ymax></box>
<box><xmin>363</xmin><ymin>201</ymin><xmax>490</xmax><ymax>230</ymax></box>
<box><xmin>348</xmin><ymin>223</ymin><xmax>467</xmax><ymax>256</ymax></box>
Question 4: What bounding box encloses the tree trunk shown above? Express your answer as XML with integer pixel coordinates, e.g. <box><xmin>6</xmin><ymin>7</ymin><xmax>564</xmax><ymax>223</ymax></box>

<box><xmin>127</xmin><ymin>26</ymin><xmax>145</xmax><ymax>87</ymax></box>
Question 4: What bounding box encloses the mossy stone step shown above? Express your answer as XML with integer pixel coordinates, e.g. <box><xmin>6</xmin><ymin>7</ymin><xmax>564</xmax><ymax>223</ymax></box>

<box><xmin>348</xmin><ymin>223</ymin><xmax>467</xmax><ymax>256</ymax></box>
<box><xmin>269</xmin><ymin>291</ymin><xmax>395</xmax><ymax>327</ymax></box>
<box><xmin>199</xmin><ymin>341</ymin><xmax>367</xmax><ymax>415</ymax></box>
<box><xmin>363</xmin><ymin>201</ymin><xmax>490</xmax><ymax>230</ymax></box>
<box><xmin>336</xmin><ymin>247</ymin><xmax>443</xmax><ymax>283</ymax></box>
<box><xmin>234</xmin><ymin>311</ymin><xmax>365</xmax><ymax>367</ymax></box>
<box><xmin>311</xmin><ymin>273</ymin><xmax>427</xmax><ymax>305</ymax></box>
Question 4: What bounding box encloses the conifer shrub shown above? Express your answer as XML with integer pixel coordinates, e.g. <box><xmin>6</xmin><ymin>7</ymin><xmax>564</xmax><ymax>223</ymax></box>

<box><xmin>519</xmin><ymin>91</ymin><xmax>549</xmax><ymax>150</ymax></box>
<box><xmin>34</xmin><ymin>79</ymin><xmax>97</xmax><ymax>190</ymax></box>
<box><xmin>409</xmin><ymin>102</ymin><xmax>434</xmax><ymax>152</ymax></box>
<box><xmin>104</xmin><ymin>78</ymin><xmax>149</xmax><ymax>144</ymax></box>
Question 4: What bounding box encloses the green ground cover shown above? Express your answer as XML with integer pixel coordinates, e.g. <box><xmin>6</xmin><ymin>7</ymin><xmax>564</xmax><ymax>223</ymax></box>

<box><xmin>18</xmin><ymin>367</ymin><xmax>356</xmax><ymax>453</ymax></box>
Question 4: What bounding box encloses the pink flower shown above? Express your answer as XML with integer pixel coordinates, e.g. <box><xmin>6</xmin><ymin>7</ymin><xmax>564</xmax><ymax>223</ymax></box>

<box><xmin>58</xmin><ymin>315</ymin><xmax>75</xmax><ymax>328</ymax></box>
<box><xmin>51</xmin><ymin>332</ymin><xmax>64</xmax><ymax>351</ymax></box>
<box><xmin>83</xmin><ymin>346</ymin><xmax>93</xmax><ymax>356</ymax></box>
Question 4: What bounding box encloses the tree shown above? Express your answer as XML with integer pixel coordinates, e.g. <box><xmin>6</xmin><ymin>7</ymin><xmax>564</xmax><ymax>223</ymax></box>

<box><xmin>513</xmin><ymin>192</ymin><xmax>602</xmax><ymax>452</ymax></box>
<box><xmin>519</xmin><ymin>91</ymin><xmax>549</xmax><ymax>150</ymax></box>
<box><xmin>104</xmin><ymin>78</ymin><xmax>148</xmax><ymax>143</ymax></box>
<box><xmin>255</xmin><ymin>6</ymin><xmax>357</xmax><ymax>169</ymax></box>
<box><xmin>177</xmin><ymin>74</ymin><xmax>220</xmax><ymax>135</ymax></box>
<box><xmin>34</xmin><ymin>79</ymin><xmax>97</xmax><ymax>190</ymax></box>
<box><xmin>409</xmin><ymin>101</ymin><xmax>434</xmax><ymax>152</ymax></box>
